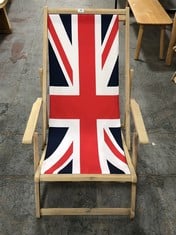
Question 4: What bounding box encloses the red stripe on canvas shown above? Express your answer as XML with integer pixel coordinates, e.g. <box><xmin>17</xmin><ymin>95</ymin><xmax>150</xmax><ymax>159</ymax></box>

<box><xmin>102</xmin><ymin>16</ymin><xmax>118</xmax><ymax>68</ymax></box>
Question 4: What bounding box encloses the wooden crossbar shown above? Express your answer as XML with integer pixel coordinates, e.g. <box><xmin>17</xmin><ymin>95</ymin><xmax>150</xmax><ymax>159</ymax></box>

<box><xmin>41</xmin><ymin>208</ymin><xmax>131</xmax><ymax>216</ymax></box>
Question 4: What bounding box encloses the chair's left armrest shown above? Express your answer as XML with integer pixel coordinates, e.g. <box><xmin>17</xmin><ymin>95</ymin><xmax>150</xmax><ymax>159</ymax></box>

<box><xmin>22</xmin><ymin>98</ymin><xmax>42</xmax><ymax>144</ymax></box>
<box><xmin>130</xmin><ymin>99</ymin><xmax>149</xmax><ymax>144</ymax></box>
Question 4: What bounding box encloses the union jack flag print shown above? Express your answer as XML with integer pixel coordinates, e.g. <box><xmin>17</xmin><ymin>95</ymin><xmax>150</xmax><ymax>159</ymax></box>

<box><xmin>41</xmin><ymin>13</ymin><xmax>130</xmax><ymax>174</ymax></box>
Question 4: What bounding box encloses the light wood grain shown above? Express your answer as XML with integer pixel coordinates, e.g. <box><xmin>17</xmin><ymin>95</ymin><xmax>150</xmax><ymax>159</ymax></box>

<box><xmin>130</xmin><ymin>99</ymin><xmax>149</xmax><ymax>144</ymax></box>
<box><xmin>41</xmin><ymin>208</ymin><xmax>131</xmax><ymax>216</ymax></box>
<box><xmin>22</xmin><ymin>98</ymin><xmax>42</xmax><ymax>144</ymax></box>
<box><xmin>128</xmin><ymin>0</ymin><xmax>172</xmax><ymax>25</ymax></box>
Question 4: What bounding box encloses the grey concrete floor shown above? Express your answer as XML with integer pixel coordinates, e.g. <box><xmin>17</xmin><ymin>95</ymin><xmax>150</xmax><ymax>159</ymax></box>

<box><xmin>0</xmin><ymin>0</ymin><xmax>176</xmax><ymax>234</ymax></box>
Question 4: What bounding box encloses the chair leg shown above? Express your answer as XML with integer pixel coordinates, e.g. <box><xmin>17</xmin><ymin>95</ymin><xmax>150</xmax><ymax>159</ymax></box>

<box><xmin>132</xmin><ymin>132</ymin><xmax>138</xmax><ymax>170</ymax></box>
<box><xmin>135</xmin><ymin>24</ymin><xmax>144</xmax><ymax>60</ymax></box>
<box><xmin>130</xmin><ymin>182</ymin><xmax>136</xmax><ymax>219</ymax></box>
<box><xmin>35</xmin><ymin>181</ymin><xmax>41</xmax><ymax>218</ymax></box>
<box><xmin>159</xmin><ymin>26</ymin><xmax>165</xmax><ymax>60</ymax></box>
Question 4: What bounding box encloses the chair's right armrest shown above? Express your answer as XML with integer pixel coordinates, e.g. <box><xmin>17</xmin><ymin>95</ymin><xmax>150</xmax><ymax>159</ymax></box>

<box><xmin>22</xmin><ymin>98</ymin><xmax>42</xmax><ymax>144</ymax></box>
<box><xmin>130</xmin><ymin>99</ymin><xmax>149</xmax><ymax>144</ymax></box>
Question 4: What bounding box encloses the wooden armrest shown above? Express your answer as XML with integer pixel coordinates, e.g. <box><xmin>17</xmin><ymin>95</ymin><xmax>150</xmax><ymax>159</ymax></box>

<box><xmin>130</xmin><ymin>99</ymin><xmax>149</xmax><ymax>144</ymax></box>
<box><xmin>22</xmin><ymin>98</ymin><xmax>42</xmax><ymax>144</ymax></box>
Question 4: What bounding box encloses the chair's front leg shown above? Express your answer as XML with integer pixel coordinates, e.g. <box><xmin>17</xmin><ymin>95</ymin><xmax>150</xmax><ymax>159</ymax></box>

<box><xmin>35</xmin><ymin>180</ymin><xmax>41</xmax><ymax>218</ymax></box>
<box><xmin>33</xmin><ymin>132</ymin><xmax>41</xmax><ymax>218</ymax></box>
<box><xmin>130</xmin><ymin>182</ymin><xmax>136</xmax><ymax>219</ymax></box>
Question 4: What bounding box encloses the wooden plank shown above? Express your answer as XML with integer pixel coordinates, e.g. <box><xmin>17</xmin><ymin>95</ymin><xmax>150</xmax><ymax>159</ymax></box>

<box><xmin>22</xmin><ymin>98</ymin><xmax>42</xmax><ymax>144</ymax></box>
<box><xmin>42</xmin><ymin>7</ymin><xmax>48</xmax><ymax>147</ymax></box>
<box><xmin>48</xmin><ymin>8</ymin><xmax>127</xmax><ymax>22</ymax></box>
<box><xmin>124</xmin><ymin>7</ymin><xmax>131</xmax><ymax>149</ymax></box>
<box><xmin>35</xmin><ymin>182</ymin><xmax>40</xmax><ymax>218</ymax></box>
<box><xmin>128</xmin><ymin>0</ymin><xmax>172</xmax><ymax>25</ymax></box>
<box><xmin>48</xmin><ymin>8</ymin><xmax>126</xmax><ymax>15</ymax></box>
<box><xmin>40</xmin><ymin>173</ymin><xmax>133</xmax><ymax>182</ymax></box>
<box><xmin>41</xmin><ymin>208</ymin><xmax>130</xmax><ymax>216</ymax></box>
<box><xmin>130</xmin><ymin>99</ymin><xmax>149</xmax><ymax>144</ymax></box>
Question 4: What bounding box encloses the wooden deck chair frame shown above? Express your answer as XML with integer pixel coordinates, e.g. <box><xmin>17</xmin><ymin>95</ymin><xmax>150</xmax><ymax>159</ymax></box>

<box><xmin>22</xmin><ymin>7</ymin><xmax>148</xmax><ymax>219</ymax></box>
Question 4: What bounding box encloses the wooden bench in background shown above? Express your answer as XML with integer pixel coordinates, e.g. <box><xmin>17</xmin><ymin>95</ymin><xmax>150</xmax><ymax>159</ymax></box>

<box><xmin>166</xmin><ymin>13</ymin><xmax>176</xmax><ymax>65</ymax></box>
<box><xmin>128</xmin><ymin>0</ymin><xmax>172</xmax><ymax>60</ymax></box>
<box><xmin>0</xmin><ymin>0</ymin><xmax>11</xmax><ymax>33</ymax></box>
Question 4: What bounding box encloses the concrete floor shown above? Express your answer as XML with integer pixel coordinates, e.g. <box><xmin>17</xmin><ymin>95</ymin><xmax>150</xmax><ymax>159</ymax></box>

<box><xmin>0</xmin><ymin>0</ymin><xmax>176</xmax><ymax>234</ymax></box>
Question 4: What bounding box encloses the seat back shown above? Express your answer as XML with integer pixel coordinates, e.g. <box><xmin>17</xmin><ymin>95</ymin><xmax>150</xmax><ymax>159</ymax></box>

<box><xmin>41</xmin><ymin>8</ymin><xmax>131</xmax><ymax>175</ymax></box>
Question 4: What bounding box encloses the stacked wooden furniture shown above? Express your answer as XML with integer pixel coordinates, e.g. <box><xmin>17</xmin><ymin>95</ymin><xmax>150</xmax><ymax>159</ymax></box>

<box><xmin>128</xmin><ymin>0</ymin><xmax>172</xmax><ymax>60</ymax></box>
<box><xmin>0</xmin><ymin>0</ymin><xmax>11</xmax><ymax>33</ymax></box>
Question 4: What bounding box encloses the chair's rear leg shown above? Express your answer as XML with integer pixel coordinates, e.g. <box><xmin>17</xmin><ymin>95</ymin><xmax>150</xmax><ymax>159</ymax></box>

<box><xmin>130</xmin><ymin>182</ymin><xmax>136</xmax><ymax>219</ymax></box>
<box><xmin>35</xmin><ymin>181</ymin><xmax>41</xmax><ymax>218</ymax></box>
<box><xmin>130</xmin><ymin>132</ymin><xmax>138</xmax><ymax>219</ymax></box>
<box><xmin>33</xmin><ymin>132</ymin><xmax>41</xmax><ymax>217</ymax></box>
<box><xmin>132</xmin><ymin>132</ymin><xmax>138</xmax><ymax>170</ymax></box>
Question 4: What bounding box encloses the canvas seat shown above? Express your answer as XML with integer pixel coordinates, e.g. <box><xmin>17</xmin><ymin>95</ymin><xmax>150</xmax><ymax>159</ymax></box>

<box><xmin>22</xmin><ymin>7</ymin><xmax>148</xmax><ymax>219</ymax></box>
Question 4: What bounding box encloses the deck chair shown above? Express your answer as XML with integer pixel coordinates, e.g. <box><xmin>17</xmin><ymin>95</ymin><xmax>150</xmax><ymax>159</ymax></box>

<box><xmin>22</xmin><ymin>7</ymin><xmax>148</xmax><ymax>219</ymax></box>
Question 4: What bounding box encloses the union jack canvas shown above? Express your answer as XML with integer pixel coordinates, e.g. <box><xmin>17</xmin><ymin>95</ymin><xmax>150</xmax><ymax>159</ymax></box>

<box><xmin>41</xmin><ymin>13</ymin><xmax>130</xmax><ymax>174</ymax></box>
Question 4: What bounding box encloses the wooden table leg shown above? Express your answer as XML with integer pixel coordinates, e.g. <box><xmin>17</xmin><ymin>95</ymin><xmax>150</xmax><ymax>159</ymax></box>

<box><xmin>166</xmin><ymin>14</ymin><xmax>176</xmax><ymax>65</ymax></box>
<box><xmin>135</xmin><ymin>24</ymin><xmax>144</xmax><ymax>60</ymax></box>
<box><xmin>159</xmin><ymin>26</ymin><xmax>165</xmax><ymax>60</ymax></box>
<box><xmin>0</xmin><ymin>7</ymin><xmax>11</xmax><ymax>33</ymax></box>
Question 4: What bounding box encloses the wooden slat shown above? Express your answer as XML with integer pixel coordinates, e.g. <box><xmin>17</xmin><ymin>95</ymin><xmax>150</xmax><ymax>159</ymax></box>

<box><xmin>22</xmin><ymin>98</ymin><xmax>42</xmax><ymax>144</ymax></box>
<box><xmin>41</xmin><ymin>208</ymin><xmax>130</xmax><ymax>216</ymax></box>
<box><xmin>40</xmin><ymin>173</ymin><xmax>133</xmax><ymax>182</ymax></box>
<box><xmin>124</xmin><ymin>7</ymin><xmax>131</xmax><ymax>149</ymax></box>
<box><xmin>42</xmin><ymin>7</ymin><xmax>48</xmax><ymax>147</ymax></box>
<box><xmin>48</xmin><ymin>8</ymin><xmax>126</xmax><ymax>15</ymax></box>
<box><xmin>47</xmin><ymin>8</ymin><xmax>127</xmax><ymax>21</ymax></box>
<box><xmin>130</xmin><ymin>99</ymin><xmax>149</xmax><ymax>144</ymax></box>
